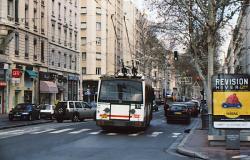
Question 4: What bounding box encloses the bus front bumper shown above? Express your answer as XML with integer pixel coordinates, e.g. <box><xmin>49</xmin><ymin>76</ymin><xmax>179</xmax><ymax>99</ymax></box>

<box><xmin>96</xmin><ymin>120</ymin><xmax>146</xmax><ymax>128</ymax></box>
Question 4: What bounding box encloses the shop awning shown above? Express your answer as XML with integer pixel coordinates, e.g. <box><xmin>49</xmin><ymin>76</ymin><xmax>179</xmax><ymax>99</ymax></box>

<box><xmin>25</xmin><ymin>70</ymin><xmax>38</xmax><ymax>78</ymax></box>
<box><xmin>40</xmin><ymin>81</ymin><xmax>58</xmax><ymax>93</ymax></box>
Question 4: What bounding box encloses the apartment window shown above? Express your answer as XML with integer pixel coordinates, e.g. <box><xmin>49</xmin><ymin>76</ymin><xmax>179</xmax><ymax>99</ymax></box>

<box><xmin>81</xmin><ymin>22</ymin><xmax>86</xmax><ymax>29</ymax></box>
<box><xmin>64</xmin><ymin>6</ymin><xmax>67</xmax><ymax>21</ymax></box>
<box><xmin>82</xmin><ymin>67</ymin><xmax>86</xmax><ymax>75</ymax></box>
<box><xmin>75</xmin><ymin>0</ymin><xmax>77</xmax><ymax>7</ymax></box>
<box><xmin>51</xmin><ymin>50</ymin><xmax>54</xmax><ymax>65</ymax></box>
<box><xmin>7</xmin><ymin>0</ymin><xmax>14</xmax><ymax>18</ymax></box>
<box><xmin>69</xmin><ymin>10</ymin><xmax>72</xmax><ymax>25</ymax></box>
<box><xmin>15</xmin><ymin>33</ymin><xmax>19</xmax><ymax>56</ymax></box>
<box><xmin>69</xmin><ymin>31</ymin><xmax>72</xmax><ymax>47</ymax></box>
<box><xmin>82</xmin><ymin>52</ymin><xmax>86</xmax><ymax>60</ymax></box>
<box><xmin>96</xmin><ymin>67</ymin><xmax>101</xmax><ymax>75</ymax></box>
<box><xmin>74</xmin><ymin>56</ymin><xmax>77</xmax><ymax>70</ymax></box>
<box><xmin>96</xmin><ymin>37</ymin><xmax>101</xmax><ymax>45</ymax></box>
<box><xmin>33</xmin><ymin>2</ymin><xmax>38</xmax><ymax>31</ymax></box>
<box><xmin>64</xmin><ymin>28</ymin><xmax>67</xmax><ymax>46</ymax></box>
<box><xmin>75</xmin><ymin>13</ymin><xmax>77</xmax><ymax>28</ymax></box>
<box><xmin>52</xmin><ymin>22</ymin><xmax>55</xmax><ymax>41</ymax></box>
<box><xmin>96</xmin><ymin>22</ymin><xmax>101</xmax><ymax>31</ymax></box>
<box><xmin>96</xmin><ymin>7</ymin><xmax>101</xmax><ymax>15</ymax></box>
<box><xmin>25</xmin><ymin>35</ymin><xmax>29</xmax><ymax>58</ymax></box>
<box><xmin>41</xmin><ymin>12</ymin><xmax>45</xmax><ymax>33</ymax></box>
<box><xmin>15</xmin><ymin>0</ymin><xmax>19</xmax><ymax>23</ymax></box>
<box><xmin>25</xmin><ymin>0</ymin><xmax>29</xmax><ymax>27</ymax></box>
<box><xmin>96</xmin><ymin>52</ymin><xmax>101</xmax><ymax>60</ymax></box>
<box><xmin>33</xmin><ymin>39</ymin><xmax>37</xmax><ymax>60</ymax></box>
<box><xmin>58</xmin><ymin>52</ymin><xmax>61</xmax><ymax>67</ymax></box>
<box><xmin>64</xmin><ymin>54</ymin><xmax>67</xmax><ymax>68</ymax></box>
<box><xmin>58</xmin><ymin>25</ymin><xmax>61</xmax><ymax>43</ymax></box>
<box><xmin>69</xmin><ymin>55</ymin><xmax>72</xmax><ymax>69</ymax></box>
<box><xmin>81</xmin><ymin>7</ymin><xmax>87</xmax><ymax>14</ymax></box>
<box><xmin>81</xmin><ymin>37</ymin><xmax>86</xmax><ymax>45</ymax></box>
<box><xmin>52</xmin><ymin>0</ymin><xmax>55</xmax><ymax>16</ymax></box>
<box><xmin>41</xmin><ymin>41</ymin><xmax>44</xmax><ymax>63</ymax></box>
<box><xmin>74</xmin><ymin>32</ymin><xmax>77</xmax><ymax>49</ymax></box>
<box><xmin>58</xmin><ymin>2</ymin><xmax>61</xmax><ymax>19</ymax></box>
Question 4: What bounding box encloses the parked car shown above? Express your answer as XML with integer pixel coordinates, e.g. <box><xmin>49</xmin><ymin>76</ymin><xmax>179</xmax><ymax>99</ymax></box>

<box><xmin>39</xmin><ymin>104</ymin><xmax>55</xmax><ymax>119</ymax></box>
<box><xmin>152</xmin><ymin>103</ymin><xmax>159</xmax><ymax>112</ymax></box>
<box><xmin>185</xmin><ymin>102</ymin><xmax>199</xmax><ymax>117</ymax></box>
<box><xmin>54</xmin><ymin>101</ymin><xmax>96</xmax><ymax>123</ymax></box>
<box><xmin>9</xmin><ymin>103</ymin><xmax>41</xmax><ymax>121</ymax></box>
<box><xmin>165</xmin><ymin>103</ymin><xmax>191</xmax><ymax>124</ymax></box>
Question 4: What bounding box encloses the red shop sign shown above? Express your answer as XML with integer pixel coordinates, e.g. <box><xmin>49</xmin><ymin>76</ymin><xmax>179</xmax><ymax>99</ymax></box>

<box><xmin>12</xmin><ymin>69</ymin><xmax>22</xmax><ymax>78</ymax></box>
<box><xmin>0</xmin><ymin>81</ymin><xmax>7</xmax><ymax>87</ymax></box>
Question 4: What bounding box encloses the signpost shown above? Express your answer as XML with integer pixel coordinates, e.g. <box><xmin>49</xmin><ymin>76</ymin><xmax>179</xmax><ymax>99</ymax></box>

<box><xmin>212</xmin><ymin>74</ymin><xmax>250</xmax><ymax>149</ymax></box>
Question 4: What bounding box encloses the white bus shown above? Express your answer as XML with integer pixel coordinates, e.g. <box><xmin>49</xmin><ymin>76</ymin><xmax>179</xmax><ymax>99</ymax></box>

<box><xmin>96</xmin><ymin>75</ymin><xmax>154</xmax><ymax>130</ymax></box>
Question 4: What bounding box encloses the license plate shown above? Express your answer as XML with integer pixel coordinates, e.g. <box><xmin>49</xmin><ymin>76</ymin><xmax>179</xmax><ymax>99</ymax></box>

<box><xmin>175</xmin><ymin>112</ymin><xmax>182</xmax><ymax>115</ymax></box>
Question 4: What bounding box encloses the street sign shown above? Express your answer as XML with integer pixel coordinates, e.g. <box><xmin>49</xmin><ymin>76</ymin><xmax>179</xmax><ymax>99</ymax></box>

<box><xmin>177</xmin><ymin>77</ymin><xmax>192</xmax><ymax>85</ymax></box>
<box><xmin>12</xmin><ymin>69</ymin><xmax>22</xmax><ymax>78</ymax></box>
<box><xmin>212</xmin><ymin>74</ymin><xmax>250</xmax><ymax>129</ymax></box>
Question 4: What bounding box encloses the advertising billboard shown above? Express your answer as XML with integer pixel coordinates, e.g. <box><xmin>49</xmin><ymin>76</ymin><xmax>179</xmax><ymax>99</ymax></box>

<box><xmin>212</xmin><ymin>74</ymin><xmax>250</xmax><ymax>129</ymax></box>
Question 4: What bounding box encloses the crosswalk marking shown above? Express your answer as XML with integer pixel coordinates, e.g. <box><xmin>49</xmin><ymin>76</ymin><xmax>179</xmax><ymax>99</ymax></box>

<box><xmin>172</xmin><ymin>132</ymin><xmax>181</xmax><ymax>138</ymax></box>
<box><xmin>149</xmin><ymin>132</ymin><xmax>163</xmax><ymax>137</ymax></box>
<box><xmin>68</xmin><ymin>129</ymin><xmax>91</xmax><ymax>134</ymax></box>
<box><xmin>31</xmin><ymin>129</ymin><xmax>56</xmax><ymax>134</ymax></box>
<box><xmin>0</xmin><ymin>130</ymin><xmax>24</xmax><ymax>135</ymax></box>
<box><xmin>89</xmin><ymin>130</ymin><xmax>102</xmax><ymax>135</ymax></box>
<box><xmin>50</xmin><ymin>128</ymin><xmax>74</xmax><ymax>134</ymax></box>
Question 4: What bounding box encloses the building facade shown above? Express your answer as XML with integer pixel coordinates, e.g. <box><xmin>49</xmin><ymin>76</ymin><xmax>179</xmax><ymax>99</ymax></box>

<box><xmin>80</xmin><ymin>0</ymin><xmax>123</xmax><ymax>102</ymax></box>
<box><xmin>46</xmin><ymin>0</ymin><xmax>81</xmax><ymax>104</ymax></box>
<box><xmin>0</xmin><ymin>0</ymin><xmax>49</xmax><ymax>113</ymax></box>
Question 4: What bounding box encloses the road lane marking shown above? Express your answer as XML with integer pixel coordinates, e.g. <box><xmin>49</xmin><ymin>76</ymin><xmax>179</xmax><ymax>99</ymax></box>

<box><xmin>0</xmin><ymin>130</ymin><xmax>24</xmax><ymax>135</ymax></box>
<box><xmin>232</xmin><ymin>155</ymin><xmax>249</xmax><ymax>159</ymax></box>
<box><xmin>31</xmin><ymin>129</ymin><xmax>56</xmax><ymax>134</ymax></box>
<box><xmin>148</xmin><ymin>132</ymin><xmax>163</xmax><ymax>137</ymax></box>
<box><xmin>89</xmin><ymin>130</ymin><xmax>102</xmax><ymax>135</ymax></box>
<box><xmin>68</xmin><ymin>129</ymin><xmax>91</xmax><ymax>134</ymax></box>
<box><xmin>49</xmin><ymin>128</ymin><xmax>74</xmax><ymax>134</ymax></box>
<box><xmin>172</xmin><ymin>132</ymin><xmax>181</xmax><ymax>138</ymax></box>
<box><xmin>128</xmin><ymin>131</ymin><xmax>144</xmax><ymax>137</ymax></box>
<box><xmin>106</xmin><ymin>133</ymin><xmax>118</xmax><ymax>136</ymax></box>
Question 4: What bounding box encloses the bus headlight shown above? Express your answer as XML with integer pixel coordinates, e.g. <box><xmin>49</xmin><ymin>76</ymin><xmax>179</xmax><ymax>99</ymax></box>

<box><xmin>130</xmin><ymin>109</ymin><xmax>136</xmax><ymax>114</ymax></box>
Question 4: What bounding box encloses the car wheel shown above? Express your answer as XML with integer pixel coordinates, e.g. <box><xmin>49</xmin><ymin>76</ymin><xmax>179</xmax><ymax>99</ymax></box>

<box><xmin>56</xmin><ymin>117</ymin><xmax>63</xmax><ymax>123</ymax></box>
<box><xmin>37</xmin><ymin>114</ymin><xmax>41</xmax><ymax>120</ymax></box>
<box><xmin>9</xmin><ymin>115</ymin><xmax>13</xmax><ymax>121</ymax></box>
<box><xmin>72</xmin><ymin>114</ymin><xmax>80</xmax><ymax>122</ymax></box>
<box><xmin>28</xmin><ymin>114</ymin><xmax>33</xmax><ymax>121</ymax></box>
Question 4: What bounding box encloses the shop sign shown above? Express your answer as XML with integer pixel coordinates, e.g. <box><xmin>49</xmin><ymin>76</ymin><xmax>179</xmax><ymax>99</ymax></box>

<box><xmin>212</xmin><ymin>74</ymin><xmax>250</xmax><ymax>129</ymax></box>
<box><xmin>12</xmin><ymin>69</ymin><xmax>22</xmax><ymax>78</ymax></box>
<box><xmin>68</xmin><ymin>74</ymin><xmax>79</xmax><ymax>81</ymax></box>
<box><xmin>12</xmin><ymin>78</ymin><xmax>21</xmax><ymax>84</ymax></box>
<box><xmin>0</xmin><ymin>81</ymin><xmax>7</xmax><ymax>87</ymax></box>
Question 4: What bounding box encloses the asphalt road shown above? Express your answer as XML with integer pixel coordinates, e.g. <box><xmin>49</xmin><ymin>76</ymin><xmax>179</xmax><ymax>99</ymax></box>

<box><xmin>0</xmin><ymin>106</ymin><xmax>196</xmax><ymax>160</ymax></box>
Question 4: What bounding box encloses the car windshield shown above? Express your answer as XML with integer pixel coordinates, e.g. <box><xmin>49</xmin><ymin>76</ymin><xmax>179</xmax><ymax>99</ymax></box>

<box><xmin>15</xmin><ymin>104</ymin><xmax>31</xmax><ymax>110</ymax></box>
<box><xmin>56</xmin><ymin>102</ymin><xmax>67</xmax><ymax>109</ymax></box>
<box><xmin>99</xmin><ymin>80</ymin><xmax>143</xmax><ymax>103</ymax></box>
<box><xmin>40</xmin><ymin>105</ymin><xmax>52</xmax><ymax>110</ymax></box>
<box><xmin>170</xmin><ymin>105</ymin><xmax>186</xmax><ymax>110</ymax></box>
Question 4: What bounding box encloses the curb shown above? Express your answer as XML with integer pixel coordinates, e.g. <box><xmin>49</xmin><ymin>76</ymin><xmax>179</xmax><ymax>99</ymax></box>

<box><xmin>0</xmin><ymin>120</ymin><xmax>54</xmax><ymax>130</ymax></box>
<box><xmin>176</xmin><ymin>118</ymin><xmax>209</xmax><ymax>160</ymax></box>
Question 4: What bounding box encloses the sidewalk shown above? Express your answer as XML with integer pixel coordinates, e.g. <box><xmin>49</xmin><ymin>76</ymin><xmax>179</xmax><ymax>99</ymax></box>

<box><xmin>177</xmin><ymin>118</ymin><xmax>250</xmax><ymax>160</ymax></box>
<box><xmin>0</xmin><ymin>114</ymin><xmax>53</xmax><ymax>130</ymax></box>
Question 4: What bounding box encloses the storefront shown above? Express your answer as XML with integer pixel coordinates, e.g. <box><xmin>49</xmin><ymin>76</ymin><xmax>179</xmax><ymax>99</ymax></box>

<box><xmin>24</xmin><ymin>68</ymin><xmax>38</xmax><ymax>103</ymax></box>
<box><xmin>57</xmin><ymin>75</ymin><xmax>67</xmax><ymax>101</ymax></box>
<box><xmin>82</xmin><ymin>80</ymin><xmax>98</xmax><ymax>102</ymax></box>
<box><xmin>68</xmin><ymin>74</ymin><xmax>79</xmax><ymax>101</ymax></box>
<box><xmin>39</xmin><ymin>71</ymin><xmax>58</xmax><ymax>105</ymax></box>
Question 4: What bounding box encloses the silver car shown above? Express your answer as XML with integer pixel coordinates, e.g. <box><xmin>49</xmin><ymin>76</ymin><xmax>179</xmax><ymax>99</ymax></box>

<box><xmin>54</xmin><ymin>101</ymin><xmax>96</xmax><ymax>123</ymax></box>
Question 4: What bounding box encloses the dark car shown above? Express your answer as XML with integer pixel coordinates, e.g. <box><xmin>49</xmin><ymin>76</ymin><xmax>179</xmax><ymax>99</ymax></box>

<box><xmin>152</xmin><ymin>104</ymin><xmax>159</xmax><ymax>111</ymax></box>
<box><xmin>185</xmin><ymin>102</ymin><xmax>199</xmax><ymax>117</ymax></box>
<box><xmin>9</xmin><ymin>103</ymin><xmax>41</xmax><ymax>121</ymax></box>
<box><xmin>165</xmin><ymin>103</ymin><xmax>191</xmax><ymax>124</ymax></box>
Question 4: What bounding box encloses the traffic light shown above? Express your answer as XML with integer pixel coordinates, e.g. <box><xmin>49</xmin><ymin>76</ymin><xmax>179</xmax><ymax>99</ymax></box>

<box><xmin>174</xmin><ymin>51</ymin><xmax>178</xmax><ymax>61</ymax></box>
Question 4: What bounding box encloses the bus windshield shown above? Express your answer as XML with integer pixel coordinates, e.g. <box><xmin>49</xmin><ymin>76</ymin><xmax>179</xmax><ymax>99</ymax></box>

<box><xmin>99</xmin><ymin>80</ymin><xmax>143</xmax><ymax>103</ymax></box>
